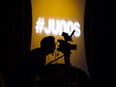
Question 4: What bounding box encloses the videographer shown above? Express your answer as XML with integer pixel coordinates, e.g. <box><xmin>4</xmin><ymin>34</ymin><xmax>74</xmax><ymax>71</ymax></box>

<box><xmin>7</xmin><ymin>36</ymin><xmax>56</xmax><ymax>87</ymax></box>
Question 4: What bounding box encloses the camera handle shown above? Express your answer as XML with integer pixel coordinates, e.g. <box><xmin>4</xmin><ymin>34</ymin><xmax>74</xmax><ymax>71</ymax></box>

<box><xmin>46</xmin><ymin>51</ymin><xmax>72</xmax><ymax>66</ymax></box>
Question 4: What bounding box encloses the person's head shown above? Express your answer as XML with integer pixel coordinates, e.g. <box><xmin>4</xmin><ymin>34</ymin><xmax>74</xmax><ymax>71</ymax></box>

<box><xmin>40</xmin><ymin>36</ymin><xmax>56</xmax><ymax>55</ymax></box>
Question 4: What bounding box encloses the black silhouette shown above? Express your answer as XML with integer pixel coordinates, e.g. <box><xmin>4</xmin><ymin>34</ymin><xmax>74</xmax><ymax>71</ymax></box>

<box><xmin>57</xmin><ymin>30</ymin><xmax>77</xmax><ymax>66</ymax></box>
<box><xmin>7</xmin><ymin>33</ymin><xmax>91</xmax><ymax>87</ymax></box>
<box><xmin>47</xmin><ymin>30</ymin><xmax>77</xmax><ymax>66</ymax></box>
<box><xmin>7</xmin><ymin>36</ymin><xmax>56</xmax><ymax>87</ymax></box>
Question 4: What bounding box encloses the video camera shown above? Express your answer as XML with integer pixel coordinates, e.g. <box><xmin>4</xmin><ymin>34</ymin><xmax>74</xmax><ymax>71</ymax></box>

<box><xmin>57</xmin><ymin>30</ymin><xmax>77</xmax><ymax>53</ymax></box>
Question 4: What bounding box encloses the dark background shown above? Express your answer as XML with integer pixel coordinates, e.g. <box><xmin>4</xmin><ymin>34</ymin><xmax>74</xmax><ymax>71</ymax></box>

<box><xmin>1</xmin><ymin>0</ymin><xmax>115</xmax><ymax>87</ymax></box>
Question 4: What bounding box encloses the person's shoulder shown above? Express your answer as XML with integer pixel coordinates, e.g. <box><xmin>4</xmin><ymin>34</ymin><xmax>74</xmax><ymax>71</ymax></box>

<box><xmin>30</xmin><ymin>48</ymin><xmax>41</xmax><ymax>53</ymax></box>
<box><xmin>28</xmin><ymin>48</ymin><xmax>42</xmax><ymax>58</ymax></box>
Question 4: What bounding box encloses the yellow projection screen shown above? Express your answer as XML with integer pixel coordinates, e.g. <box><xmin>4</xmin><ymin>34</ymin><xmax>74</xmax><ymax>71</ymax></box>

<box><xmin>31</xmin><ymin>0</ymin><xmax>90</xmax><ymax>77</ymax></box>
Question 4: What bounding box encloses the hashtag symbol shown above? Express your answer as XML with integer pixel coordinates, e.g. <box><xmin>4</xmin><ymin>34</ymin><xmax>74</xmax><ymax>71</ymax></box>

<box><xmin>35</xmin><ymin>17</ymin><xmax>45</xmax><ymax>34</ymax></box>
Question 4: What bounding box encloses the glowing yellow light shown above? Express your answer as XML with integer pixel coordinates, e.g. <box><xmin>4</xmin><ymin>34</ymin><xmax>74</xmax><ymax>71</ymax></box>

<box><xmin>31</xmin><ymin>0</ymin><xmax>90</xmax><ymax>77</ymax></box>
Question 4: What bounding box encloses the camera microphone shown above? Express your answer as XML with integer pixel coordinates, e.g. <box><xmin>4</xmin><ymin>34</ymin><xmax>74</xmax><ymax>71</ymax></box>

<box><xmin>70</xmin><ymin>30</ymin><xmax>75</xmax><ymax>38</ymax></box>
<box><xmin>68</xmin><ymin>30</ymin><xmax>75</xmax><ymax>41</ymax></box>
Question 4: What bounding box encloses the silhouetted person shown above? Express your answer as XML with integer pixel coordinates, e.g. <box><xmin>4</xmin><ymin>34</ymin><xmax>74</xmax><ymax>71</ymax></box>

<box><xmin>6</xmin><ymin>35</ymin><xmax>91</xmax><ymax>87</ymax></box>
<box><xmin>26</xmin><ymin>36</ymin><xmax>55</xmax><ymax>85</ymax></box>
<box><xmin>26</xmin><ymin>36</ymin><xmax>55</xmax><ymax>72</ymax></box>
<box><xmin>7</xmin><ymin>36</ymin><xmax>56</xmax><ymax>87</ymax></box>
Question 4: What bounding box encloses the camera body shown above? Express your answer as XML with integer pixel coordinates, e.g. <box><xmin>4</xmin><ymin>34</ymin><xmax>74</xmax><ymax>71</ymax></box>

<box><xmin>57</xmin><ymin>40</ymin><xmax>77</xmax><ymax>52</ymax></box>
